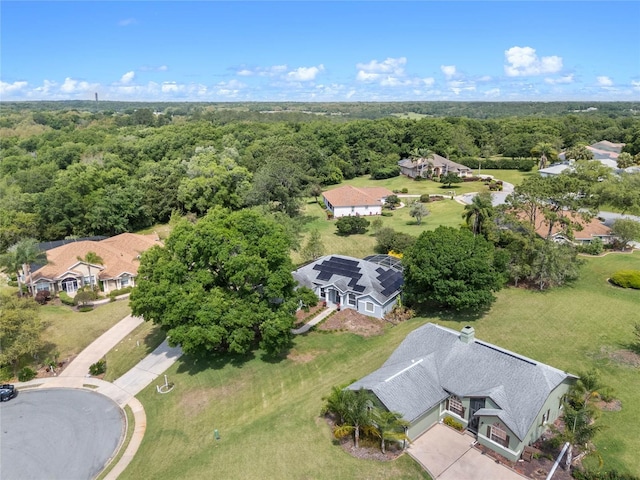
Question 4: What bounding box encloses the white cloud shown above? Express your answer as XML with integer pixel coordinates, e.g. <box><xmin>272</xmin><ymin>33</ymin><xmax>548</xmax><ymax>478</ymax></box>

<box><xmin>0</xmin><ymin>80</ymin><xmax>28</xmax><ymax>94</ymax></box>
<box><xmin>161</xmin><ymin>82</ymin><xmax>180</xmax><ymax>93</ymax></box>
<box><xmin>448</xmin><ymin>80</ymin><xmax>476</xmax><ymax>95</ymax></box>
<box><xmin>59</xmin><ymin>77</ymin><xmax>98</xmax><ymax>94</ymax></box>
<box><xmin>118</xmin><ymin>18</ymin><xmax>137</xmax><ymax>27</ymax></box>
<box><xmin>356</xmin><ymin>57</ymin><xmax>407</xmax><ymax>82</ymax></box>
<box><xmin>287</xmin><ymin>65</ymin><xmax>324</xmax><ymax>82</ymax></box>
<box><xmin>139</xmin><ymin>65</ymin><xmax>168</xmax><ymax>72</ymax></box>
<box><xmin>632</xmin><ymin>80</ymin><xmax>640</xmax><ymax>91</ymax></box>
<box><xmin>504</xmin><ymin>46</ymin><xmax>563</xmax><ymax>76</ymax></box>
<box><xmin>120</xmin><ymin>71</ymin><xmax>135</xmax><ymax>84</ymax></box>
<box><xmin>237</xmin><ymin>69</ymin><xmax>254</xmax><ymax>76</ymax></box>
<box><xmin>478</xmin><ymin>75</ymin><xmax>492</xmax><ymax>82</ymax></box>
<box><xmin>236</xmin><ymin>65</ymin><xmax>288</xmax><ymax>77</ymax></box>
<box><xmin>484</xmin><ymin>88</ymin><xmax>501</xmax><ymax>98</ymax></box>
<box><xmin>597</xmin><ymin>76</ymin><xmax>613</xmax><ymax>86</ymax></box>
<box><xmin>545</xmin><ymin>74</ymin><xmax>574</xmax><ymax>84</ymax></box>
<box><xmin>441</xmin><ymin>65</ymin><xmax>456</xmax><ymax>78</ymax></box>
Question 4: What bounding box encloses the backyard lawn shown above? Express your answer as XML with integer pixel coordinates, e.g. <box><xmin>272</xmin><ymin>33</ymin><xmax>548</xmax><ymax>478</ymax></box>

<box><xmin>121</xmin><ymin>251</ymin><xmax>640</xmax><ymax>478</ymax></box>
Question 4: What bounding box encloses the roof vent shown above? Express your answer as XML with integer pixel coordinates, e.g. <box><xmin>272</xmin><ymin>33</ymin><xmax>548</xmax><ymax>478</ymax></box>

<box><xmin>460</xmin><ymin>325</ymin><xmax>475</xmax><ymax>344</ymax></box>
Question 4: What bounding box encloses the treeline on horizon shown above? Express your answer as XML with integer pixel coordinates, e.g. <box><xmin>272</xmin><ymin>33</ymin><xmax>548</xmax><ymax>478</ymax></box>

<box><xmin>2</xmin><ymin>100</ymin><xmax>639</xmax><ymax>119</ymax></box>
<box><xmin>1</xmin><ymin>103</ymin><xmax>639</xmax><ymax>252</ymax></box>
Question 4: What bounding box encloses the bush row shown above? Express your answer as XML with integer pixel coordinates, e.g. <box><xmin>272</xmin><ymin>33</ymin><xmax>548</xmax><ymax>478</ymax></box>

<box><xmin>109</xmin><ymin>286</ymin><xmax>133</xmax><ymax>301</ymax></box>
<box><xmin>458</xmin><ymin>158</ymin><xmax>536</xmax><ymax>171</ymax></box>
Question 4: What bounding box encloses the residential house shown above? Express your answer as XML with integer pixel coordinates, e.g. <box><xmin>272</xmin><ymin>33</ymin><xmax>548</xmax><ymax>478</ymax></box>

<box><xmin>349</xmin><ymin>323</ymin><xmax>577</xmax><ymax>462</ymax></box>
<box><xmin>540</xmin><ymin>140</ymin><xmax>625</xmax><ymax>177</ymax></box>
<box><xmin>27</xmin><ymin>233</ymin><xmax>161</xmax><ymax>295</ymax></box>
<box><xmin>398</xmin><ymin>154</ymin><xmax>473</xmax><ymax>179</ymax></box>
<box><xmin>292</xmin><ymin>254</ymin><xmax>403</xmax><ymax>319</ymax></box>
<box><xmin>519</xmin><ymin>209</ymin><xmax>614</xmax><ymax>245</ymax></box>
<box><xmin>322</xmin><ymin>185</ymin><xmax>393</xmax><ymax>218</ymax></box>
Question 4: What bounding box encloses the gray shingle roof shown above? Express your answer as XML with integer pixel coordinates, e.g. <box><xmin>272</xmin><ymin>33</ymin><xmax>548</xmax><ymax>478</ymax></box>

<box><xmin>292</xmin><ymin>255</ymin><xmax>403</xmax><ymax>304</ymax></box>
<box><xmin>349</xmin><ymin>323</ymin><xmax>576</xmax><ymax>440</ymax></box>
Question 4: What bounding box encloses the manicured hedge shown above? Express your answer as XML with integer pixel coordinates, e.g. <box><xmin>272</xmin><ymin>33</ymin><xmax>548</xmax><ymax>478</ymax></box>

<box><xmin>458</xmin><ymin>158</ymin><xmax>536</xmax><ymax>171</ymax></box>
<box><xmin>610</xmin><ymin>270</ymin><xmax>640</xmax><ymax>289</ymax></box>
<box><xmin>59</xmin><ymin>291</ymin><xmax>75</xmax><ymax>306</ymax></box>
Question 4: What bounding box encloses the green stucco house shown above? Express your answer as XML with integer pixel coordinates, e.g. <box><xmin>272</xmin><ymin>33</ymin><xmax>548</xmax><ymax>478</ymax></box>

<box><xmin>348</xmin><ymin>323</ymin><xmax>577</xmax><ymax>462</ymax></box>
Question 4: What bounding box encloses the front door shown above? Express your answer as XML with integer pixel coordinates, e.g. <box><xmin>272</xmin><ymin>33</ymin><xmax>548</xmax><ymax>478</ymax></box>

<box><xmin>468</xmin><ymin>398</ymin><xmax>485</xmax><ymax>433</ymax></box>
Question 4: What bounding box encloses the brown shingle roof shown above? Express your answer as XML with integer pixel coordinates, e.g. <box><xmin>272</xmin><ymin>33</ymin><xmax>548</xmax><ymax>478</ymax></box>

<box><xmin>527</xmin><ymin>211</ymin><xmax>612</xmax><ymax>241</ymax></box>
<box><xmin>322</xmin><ymin>185</ymin><xmax>393</xmax><ymax>207</ymax></box>
<box><xmin>32</xmin><ymin>233</ymin><xmax>161</xmax><ymax>281</ymax></box>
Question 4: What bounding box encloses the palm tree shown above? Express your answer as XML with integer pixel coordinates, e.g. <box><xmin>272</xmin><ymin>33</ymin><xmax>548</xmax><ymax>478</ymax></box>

<box><xmin>332</xmin><ymin>388</ymin><xmax>375</xmax><ymax>448</ymax></box>
<box><xmin>77</xmin><ymin>251</ymin><xmax>104</xmax><ymax>290</ymax></box>
<box><xmin>531</xmin><ymin>142</ymin><xmax>558</xmax><ymax>170</ymax></box>
<box><xmin>409</xmin><ymin>148</ymin><xmax>435</xmax><ymax>179</ymax></box>
<box><xmin>1</xmin><ymin>239</ymin><xmax>48</xmax><ymax>297</ymax></box>
<box><xmin>372</xmin><ymin>409</ymin><xmax>410</xmax><ymax>453</ymax></box>
<box><xmin>462</xmin><ymin>192</ymin><xmax>494</xmax><ymax>236</ymax></box>
<box><xmin>0</xmin><ymin>249</ymin><xmax>24</xmax><ymax>296</ymax></box>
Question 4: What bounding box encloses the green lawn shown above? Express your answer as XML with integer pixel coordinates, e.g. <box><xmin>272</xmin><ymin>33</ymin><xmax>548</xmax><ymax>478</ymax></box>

<box><xmin>104</xmin><ymin>321</ymin><xmax>166</xmax><ymax>382</ymax></box>
<box><xmin>40</xmin><ymin>300</ymin><xmax>132</xmax><ymax>362</ymax></box>
<box><xmin>120</xmin><ymin>252</ymin><xmax>640</xmax><ymax>478</ymax></box>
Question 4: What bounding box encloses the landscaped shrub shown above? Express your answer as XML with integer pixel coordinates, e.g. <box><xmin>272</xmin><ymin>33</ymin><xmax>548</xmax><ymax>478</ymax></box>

<box><xmin>370</xmin><ymin>166</ymin><xmax>400</xmax><ymax>180</ymax></box>
<box><xmin>0</xmin><ymin>366</ymin><xmax>12</xmax><ymax>382</ymax></box>
<box><xmin>18</xmin><ymin>366</ymin><xmax>37</xmax><ymax>382</ymax></box>
<box><xmin>443</xmin><ymin>416</ymin><xmax>464</xmax><ymax>431</ymax></box>
<box><xmin>462</xmin><ymin>176</ymin><xmax>482</xmax><ymax>182</ymax></box>
<box><xmin>572</xmin><ymin>469</ymin><xmax>640</xmax><ymax>480</ymax></box>
<box><xmin>59</xmin><ymin>291</ymin><xmax>75</xmax><ymax>306</ymax></box>
<box><xmin>458</xmin><ymin>158</ymin><xmax>536</xmax><ymax>171</ymax></box>
<box><xmin>419</xmin><ymin>194</ymin><xmax>431</xmax><ymax>203</ymax></box>
<box><xmin>35</xmin><ymin>289</ymin><xmax>51</xmax><ymax>305</ymax></box>
<box><xmin>336</xmin><ymin>216</ymin><xmax>370</xmax><ymax>235</ymax></box>
<box><xmin>89</xmin><ymin>359</ymin><xmax>106</xmax><ymax>376</ymax></box>
<box><xmin>108</xmin><ymin>286</ymin><xmax>133</xmax><ymax>301</ymax></box>
<box><xmin>578</xmin><ymin>238</ymin><xmax>604</xmax><ymax>256</ymax></box>
<box><xmin>610</xmin><ymin>270</ymin><xmax>640</xmax><ymax>289</ymax></box>
<box><xmin>381</xmin><ymin>211</ymin><xmax>393</xmax><ymax>217</ymax></box>
<box><xmin>401</xmin><ymin>187</ymin><xmax>408</xmax><ymax>194</ymax></box>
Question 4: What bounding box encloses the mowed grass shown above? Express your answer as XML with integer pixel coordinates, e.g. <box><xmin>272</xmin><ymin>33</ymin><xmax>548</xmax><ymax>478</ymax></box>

<box><xmin>122</xmin><ymin>321</ymin><xmax>431</xmax><ymax>480</ymax></box>
<box><xmin>40</xmin><ymin>300</ymin><xmax>132</xmax><ymax>362</ymax></box>
<box><xmin>121</xmin><ymin>252</ymin><xmax>640</xmax><ymax>478</ymax></box>
<box><xmin>104</xmin><ymin>321</ymin><xmax>166</xmax><ymax>382</ymax></box>
<box><xmin>432</xmin><ymin>251</ymin><xmax>640</xmax><ymax>474</ymax></box>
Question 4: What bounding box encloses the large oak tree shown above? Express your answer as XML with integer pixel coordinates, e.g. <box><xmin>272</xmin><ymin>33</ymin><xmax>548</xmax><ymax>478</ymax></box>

<box><xmin>130</xmin><ymin>208</ymin><xmax>310</xmax><ymax>356</ymax></box>
<box><xmin>402</xmin><ymin>226</ymin><xmax>507</xmax><ymax>310</ymax></box>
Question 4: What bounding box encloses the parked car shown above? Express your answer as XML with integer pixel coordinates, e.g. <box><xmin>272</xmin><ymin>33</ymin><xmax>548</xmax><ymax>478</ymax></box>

<box><xmin>0</xmin><ymin>384</ymin><xmax>17</xmax><ymax>401</ymax></box>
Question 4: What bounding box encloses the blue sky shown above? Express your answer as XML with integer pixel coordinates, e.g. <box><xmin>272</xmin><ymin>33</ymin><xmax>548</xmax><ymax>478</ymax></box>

<box><xmin>1</xmin><ymin>1</ymin><xmax>639</xmax><ymax>102</ymax></box>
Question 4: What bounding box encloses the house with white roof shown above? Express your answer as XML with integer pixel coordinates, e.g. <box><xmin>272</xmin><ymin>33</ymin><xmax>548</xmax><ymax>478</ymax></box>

<box><xmin>292</xmin><ymin>254</ymin><xmax>403</xmax><ymax>319</ymax></box>
<box><xmin>540</xmin><ymin>140</ymin><xmax>625</xmax><ymax>177</ymax></box>
<box><xmin>349</xmin><ymin>323</ymin><xmax>577</xmax><ymax>462</ymax></box>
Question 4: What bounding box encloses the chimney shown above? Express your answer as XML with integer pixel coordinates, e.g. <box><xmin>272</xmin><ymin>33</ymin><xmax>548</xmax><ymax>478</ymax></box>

<box><xmin>460</xmin><ymin>325</ymin><xmax>475</xmax><ymax>344</ymax></box>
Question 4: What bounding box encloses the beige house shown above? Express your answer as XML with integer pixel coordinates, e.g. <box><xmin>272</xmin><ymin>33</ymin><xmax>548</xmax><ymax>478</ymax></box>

<box><xmin>27</xmin><ymin>233</ymin><xmax>161</xmax><ymax>295</ymax></box>
<box><xmin>398</xmin><ymin>154</ymin><xmax>473</xmax><ymax>179</ymax></box>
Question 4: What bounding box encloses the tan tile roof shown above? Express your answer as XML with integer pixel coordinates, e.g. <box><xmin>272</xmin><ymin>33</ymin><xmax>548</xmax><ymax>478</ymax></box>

<box><xmin>322</xmin><ymin>185</ymin><xmax>394</xmax><ymax>207</ymax></box>
<box><xmin>33</xmin><ymin>233</ymin><xmax>161</xmax><ymax>281</ymax></box>
<box><xmin>527</xmin><ymin>211</ymin><xmax>612</xmax><ymax>240</ymax></box>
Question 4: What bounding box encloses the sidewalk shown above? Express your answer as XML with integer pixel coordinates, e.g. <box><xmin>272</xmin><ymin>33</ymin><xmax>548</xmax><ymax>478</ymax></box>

<box><xmin>15</xmin><ymin>312</ymin><xmax>183</xmax><ymax>479</ymax></box>
<box><xmin>292</xmin><ymin>305</ymin><xmax>337</xmax><ymax>334</ymax></box>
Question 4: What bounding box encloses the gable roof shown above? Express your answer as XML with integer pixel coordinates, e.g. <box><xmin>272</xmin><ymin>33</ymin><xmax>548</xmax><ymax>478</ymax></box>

<box><xmin>558</xmin><ymin>141</ymin><xmax>625</xmax><ymax>168</ymax></box>
<box><xmin>32</xmin><ymin>233</ymin><xmax>161</xmax><ymax>282</ymax></box>
<box><xmin>522</xmin><ymin>209</ymin><xmax>612</xmax><ymax>241</ymax></box>
<box><xmin>349</xmin><ymin>323</ymin><xmax>576</xmax><ymax>440</ymax></box>
<box><xmin>292</xmin><ymin>254</ymin><xmax>403</xmax><ymax>304</ymax></box>
<box><xmin>398</xmin><ymin>154</ymin><xmax>472</xmax><ymax>174</ymax></box>
<box><xmin>322</xmin><ymin>185</ymin><xmax>393</xmax><ymax>208</ymax></box>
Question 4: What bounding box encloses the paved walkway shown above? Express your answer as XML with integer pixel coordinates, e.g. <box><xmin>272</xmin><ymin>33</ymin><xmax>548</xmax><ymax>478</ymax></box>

<box><xmin>15</xmin><ymin>314</ymin><xmax>183</xmax><ymax>479</ymax></box>
<box><xmin>292</xmin><ymin>305</ymin><xmax>337</xmax><ymax>334</ymax></box>
<box><xmin>409</xmin><ymin>424</ymin><xmax>526</xmax><ymax>480</ymax></box>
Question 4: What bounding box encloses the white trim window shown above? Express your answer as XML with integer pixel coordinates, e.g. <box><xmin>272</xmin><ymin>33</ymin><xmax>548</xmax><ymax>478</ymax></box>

<box><xmin>365</xmin><ymin>301</ymin><xmax>375</xmax><ymax>313</ymax></box>
<box><xmin>348</xmin><ymin>293</ymin><xmax>356</xmax><ymax>306</ymax></box>
<box><xmin>488</xmin><ymin>423</ymin><xmax>510</xmax><ymax>448</ymax></box>
<box><xmin>121</xmin><ymin>276</ymin><xmax>130</xmax><ymax>287</ymax></box>
<box><xmin>447</xmin><ymin>396</ymin><xmax>464</xmax><ymax>417</ymax></box>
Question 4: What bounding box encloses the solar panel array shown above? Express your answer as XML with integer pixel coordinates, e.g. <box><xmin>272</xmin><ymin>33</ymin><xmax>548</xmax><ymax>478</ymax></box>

<box><xmin>313</xmin><ymin>256</ymin><xmax>365</xmax><ymax>291</ymax></box>
<box><xmin>376</xmin><ymin>267</ymin><xmax>403</xmax><ymax>297</ymax></box>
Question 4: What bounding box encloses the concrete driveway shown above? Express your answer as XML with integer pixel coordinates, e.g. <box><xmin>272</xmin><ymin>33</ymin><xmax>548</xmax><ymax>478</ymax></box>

<box><xmin>408</xmin><ymin>424</ymin><xmax>526</xmax><ymax>480</ymax></box>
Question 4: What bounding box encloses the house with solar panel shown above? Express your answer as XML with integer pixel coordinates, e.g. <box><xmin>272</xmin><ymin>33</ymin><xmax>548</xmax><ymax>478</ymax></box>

<box><xmin>292</xmin><ymin>255</ymin><xmax>403</xmax><ymax>319</ymax></box>
<box><xmin>348</xmin><ymin>323</ymin><xmax>577</xmax><ymax>462</ymax></box>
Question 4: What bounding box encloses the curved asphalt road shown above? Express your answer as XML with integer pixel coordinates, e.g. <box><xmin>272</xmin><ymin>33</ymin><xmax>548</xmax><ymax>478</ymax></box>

<box><xmin>0</xmin><ymin>389</ymin><xmax>124</xmax><ymax>480</ymax></box>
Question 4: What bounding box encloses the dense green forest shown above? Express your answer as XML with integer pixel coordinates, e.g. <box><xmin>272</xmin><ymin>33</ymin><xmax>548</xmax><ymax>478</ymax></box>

<box><xmin>1</xmin><ymin>102</ymin><xmax>639</xmax><ymax>251</ymax></box>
